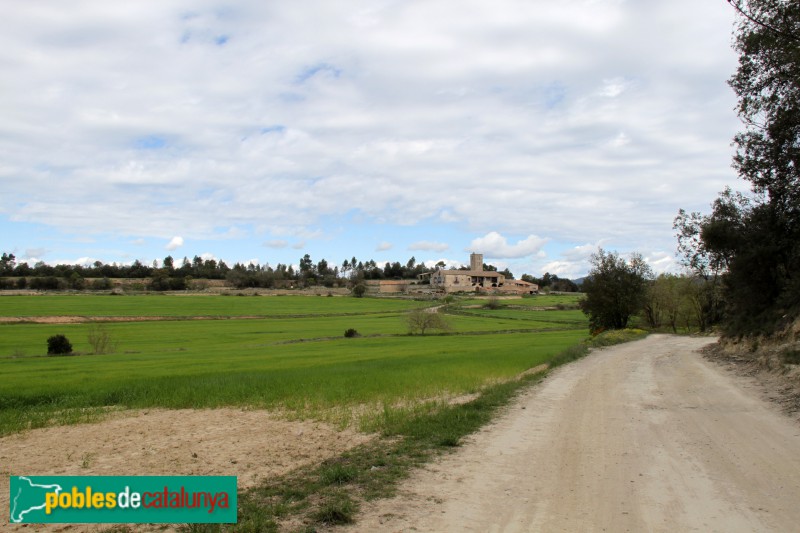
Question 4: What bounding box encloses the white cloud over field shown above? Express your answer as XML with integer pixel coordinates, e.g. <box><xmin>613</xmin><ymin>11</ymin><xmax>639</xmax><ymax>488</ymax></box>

<box><xmin>0</xmin><ymin>0</ymin><xmax>742</xmax><ymax>276</ymax></box>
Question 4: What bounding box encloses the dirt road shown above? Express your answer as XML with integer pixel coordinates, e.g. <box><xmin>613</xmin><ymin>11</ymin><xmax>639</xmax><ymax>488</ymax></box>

<box><xmin>346</xmin><ymin>335</ymin><xmax>800</xmax><ymax>532</ymax></box>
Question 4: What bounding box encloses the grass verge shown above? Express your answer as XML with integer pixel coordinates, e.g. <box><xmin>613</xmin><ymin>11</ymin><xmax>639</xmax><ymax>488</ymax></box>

<box><xmin>175</xmin><ymin>329</ymin><xmax>648</xmax><ymax>532</ymax></box>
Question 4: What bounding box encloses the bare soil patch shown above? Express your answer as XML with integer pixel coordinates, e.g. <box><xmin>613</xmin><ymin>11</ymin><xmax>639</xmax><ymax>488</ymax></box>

<box><xmin>703</xmin><ymin>337</ymin><xmax>800</xmax><ymax>423</ymax></box>
<box><xmin>1</xmin><ymin>408</ymin><xmax>371</xmax><ymax>532</ymax></box>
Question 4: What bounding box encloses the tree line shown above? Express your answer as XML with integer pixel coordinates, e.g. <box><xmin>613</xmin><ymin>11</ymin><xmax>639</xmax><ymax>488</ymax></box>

<box><xmin>0</xmin><ymin>251</ymin><xmax>582</xmax><ymax>292</ymax></box>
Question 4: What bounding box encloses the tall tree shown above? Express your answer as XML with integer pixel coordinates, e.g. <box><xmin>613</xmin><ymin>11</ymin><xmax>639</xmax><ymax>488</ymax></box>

<box><xmin>0</xmin><ymin>253</ymin><xmax>15</xmax><ymax>275</ymax></box>
<box><xmin>685</xmin><ymin>0</ymin><xmax>800</xmax><ymax>335</ymax></box>
<box><xmin>579</xmin><ymin>250</ymin><xmax>653</xmax><ymax>332</ymax></box>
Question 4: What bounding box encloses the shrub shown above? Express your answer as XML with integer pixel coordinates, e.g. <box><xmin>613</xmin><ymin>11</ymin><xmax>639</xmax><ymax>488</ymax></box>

<box><xmin>87</xmin><ymin>324</ymin><xmax>117</xmax><ymax>354</ymax></box>
<box><xmin>352</xmin><ymin>284</ymin><xmax>367</xmax><ymax>298</ymax></box>
<box><xmin>344</xmin><ymin>328</ymin><xmax>359</xmax><ymax>338</ymax></box>
<box><xmin>483</xmin><ymin>296</ymin><xmax>501</xmax><ymax>310</ymax></box>
<box><xmin>782</xmin><ymin>348</ymin><xmax>800</xmax><ymax>365</ymax></box>
<box><xmin>47</xmin><ymin>334</ymin><xmax>73</xmax><ymax>355</ymax></box>
<box><xmin>90</xmin><ymin>277</ymin><xmax>112</xmax><ymax>291</ymax></box>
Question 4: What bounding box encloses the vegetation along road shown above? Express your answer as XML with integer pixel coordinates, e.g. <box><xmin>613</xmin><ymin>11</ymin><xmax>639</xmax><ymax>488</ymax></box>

<box><xmin>346</xmin><ymin>335</ymin><xmax>800</xmax><ymax>532</ymax></box>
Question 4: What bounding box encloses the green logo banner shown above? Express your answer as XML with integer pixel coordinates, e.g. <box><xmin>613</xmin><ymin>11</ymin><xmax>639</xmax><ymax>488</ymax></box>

<box><xmin>9</xmin><ymin>476</ymin><xmax>237</xmax><ymax>524</ymax></box>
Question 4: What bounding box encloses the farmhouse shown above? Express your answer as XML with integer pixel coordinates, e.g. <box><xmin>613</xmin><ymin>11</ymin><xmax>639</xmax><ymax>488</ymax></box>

<box><xmin>423</xmin><ymin>253</ymin><xmax>538</xmax><ymax>295</ymax></box>
<box><xmin>426</xmin><ymin>253</ymin><xmax>503</xmax><ymax>292</ymax></box>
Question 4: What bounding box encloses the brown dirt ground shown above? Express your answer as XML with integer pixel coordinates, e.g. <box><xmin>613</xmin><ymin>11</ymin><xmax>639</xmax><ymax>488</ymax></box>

<box><xmin>1</xmin><ymin>408</ymin><xmax>371</xmax><ymax>532</ymax></box>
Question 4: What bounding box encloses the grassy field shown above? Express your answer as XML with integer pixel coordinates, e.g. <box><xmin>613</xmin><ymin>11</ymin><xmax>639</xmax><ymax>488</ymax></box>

<box><xmin>458</xmin><ymin>293</ymin><xmax>583</xmax><ymax>308</ymax></box>
<box><xmin>0</xmin><ymin>293</ymin><xmax>589</xmax><ymax>435</ymax></box>
<box><xmin>0</xmin><ymin>293</ymin><xmax>422</xmax><ymax>317</ymax></box>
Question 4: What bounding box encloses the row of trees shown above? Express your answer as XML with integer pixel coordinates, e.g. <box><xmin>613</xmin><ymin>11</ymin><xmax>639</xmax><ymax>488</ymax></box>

<box><xmin>2</xmin><ymin>251</ymin><xmax>586</xmax><ymax>292</ymax></box>
<box><xmin>521</xmin><ymin>272</ymin><xmax>580</xmax><ymax>293</ymax></box>
<box><xmin>0</xmin><ymin>253</ymin><xmax>232</xmax><ymax>280</ymax></box>
<box><xmin>580</xmin><ymin>249</ymin><xmax>722</xmax><ymax>334</ymax></box>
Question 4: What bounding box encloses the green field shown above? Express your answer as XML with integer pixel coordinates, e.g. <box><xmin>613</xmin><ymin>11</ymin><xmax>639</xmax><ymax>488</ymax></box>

<box><xmin>0</xmin><ymin>293</ymin><xmax>422</xmax><ymax>317</ymax></box>
<box><xmin>0</xmin><ymin>294</ymin><xmax>589</xmax><ymax>435</ymax></box>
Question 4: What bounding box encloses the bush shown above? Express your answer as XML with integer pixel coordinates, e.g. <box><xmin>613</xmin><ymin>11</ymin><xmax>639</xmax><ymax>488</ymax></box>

<box><xmin>47</xmin><ymin>334</ymin><xmax>73</xmax><ymax>355</ymax></box>
<box><xmin>483</xmin><ymin>296</ymin><xmax>501</xmax><ymax>310</ymax></box>
<box><xmin>90</xmin><ymin>277</ymin><xmax>112</xmax><ymax>291</ymax></box>
<box><xmin>344</xmin><ymin>328</ymin><xmax>359</xmax><ymax>338</ymax></box>
<box><xmin>352</xmin><ymin>284</ymin><xmax>367</xmax><ymax>298</ymax></box>
<box><xmin>29</xmin><ymin>276</ymin><xmax>62</xmax><ymax>290</ymax></box>
<box><xmin>87</xmin><ymin>324</ymin><xmax>117</xmax><ymax>354</ymax></box>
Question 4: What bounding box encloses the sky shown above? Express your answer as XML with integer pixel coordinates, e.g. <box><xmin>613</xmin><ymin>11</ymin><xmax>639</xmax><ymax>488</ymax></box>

<box><xmin>0</xmin><ymin>0</ymin><xmax>745</xmax><ymax>278</ymax></box>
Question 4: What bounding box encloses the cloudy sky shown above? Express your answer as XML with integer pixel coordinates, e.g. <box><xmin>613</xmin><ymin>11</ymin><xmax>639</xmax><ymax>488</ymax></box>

<box><xmin>0</xmin><ymin>0</ymin><xmax>744</xmax><ymax>278</ymax></box>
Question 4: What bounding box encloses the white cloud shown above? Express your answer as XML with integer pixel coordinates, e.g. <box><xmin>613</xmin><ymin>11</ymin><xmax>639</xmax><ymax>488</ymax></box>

<box><xmin>608</xmin><ymin>132</ymin><xmax>630</xmax><ymax>148</ymax></box>
<box><xmin>423</xmin><ymin>258</ymin><xmax>463</xmax><ymax>270</ymax></box>
<box><xmin>376</xmin><ymin>241</ymin><xmax>393</xmax><ymax>252</ymax></box>
<box><xmin>409</xmin><ymin>241</ymin><xmax>450</xmax><ymax>252</ymax></box>
<box><xmin>264</xmin><ymin>240</ymin><xmax>288</xmax><ymax>249</ymax></box>
<box><xmin>540</xmin><ymin>260</ymin><xmax>583</xmax><ymax>279</ymax></box>
<box><xmin>165</xmin><ymin>236</ymin><xmax>184</xmax><ymax>251</ymax></box>
<box><xmin>598</xmin><ymin>77</ymin><xmax>631</xmax><ymax>98</ymax></box>
<box><xmin>639</xmin><ymin>250</ymin><xmax>681</xmax><ymax>275</ymax></box>
<box><xmin>0</xmin><ymin>0</ymin><xmax>741</xmax><ymax>267</ymax></box>
<box><xmin>24</xmin><ymin>248</ymin><xmax>48</xmax><ymax>260</ymax></box>
<box><xmin>468</xmin><ymin>232</ymin><xmax>548</xmax><ymax>259</ymax></box>
<box><xmin>562</xmin><ymin>242</ymin><xmax>604</xmax><ymax>261</ymax></box>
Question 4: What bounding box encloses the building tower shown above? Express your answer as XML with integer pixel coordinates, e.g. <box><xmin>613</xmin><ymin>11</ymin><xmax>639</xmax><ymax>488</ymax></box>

<box><xmin>470</xmin><ymin>253</ymin><xmax>483</xmax><ymax>272</ymax></box>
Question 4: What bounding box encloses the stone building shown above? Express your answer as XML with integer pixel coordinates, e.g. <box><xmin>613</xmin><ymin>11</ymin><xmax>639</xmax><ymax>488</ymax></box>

<box><xmin>421</xmin><ymin>253</ymin><xmax>539</xmax><ymax>295</ymax></box>
<box><xmin>425</xmin><ymin>253</ymin><xmax>500</xmax><ymax>292</ymax></box>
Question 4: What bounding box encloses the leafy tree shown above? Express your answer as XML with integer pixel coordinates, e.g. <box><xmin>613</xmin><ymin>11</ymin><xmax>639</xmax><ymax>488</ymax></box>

<box><xmin>352</xmin><ymin>284</ymin><xmax>367</xmax><ymax>298</ymax></box>
<box><xmin>299</xmin><ymin>254</ymin><xmax>313</xmax><ymax>274</ymax></box>
<box><xmin>644</xmin><ymin>274</ymin><xmax>700</xmax><ymax>333</ymax></box>
<box><xmin>579</xmin><ymin>249</ymin><xmax>653</xmax><ymax>332</ymax></box>
<box><xmin>498</xmin><ymin>268</ymin><xmax>514</xmax><ymax>280</ymax></box>
<box><xmin>1</xmin><ymin>252</ymin><xmax>16</xmax><ymax>275</ymax></box>
<box><xmin>728</xmin><ymin>0</ymin><xmax>799</xmax><ymax>213</ymax></box>
<box><xmin>679</xmin><ymin>1</ymin><xmax>799</xmax><ymax>335</ymax></box>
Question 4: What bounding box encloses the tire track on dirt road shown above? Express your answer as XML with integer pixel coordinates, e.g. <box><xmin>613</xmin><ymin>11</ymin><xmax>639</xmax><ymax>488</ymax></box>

<box><xmin>344</xmin><ymin>334</ymin><xmax>800</xmax><ymax>532</ymax></box>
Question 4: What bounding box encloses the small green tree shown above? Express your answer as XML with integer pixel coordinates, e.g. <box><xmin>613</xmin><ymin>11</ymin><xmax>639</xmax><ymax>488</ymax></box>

<box><xmin>352</xmin><ymin>284</ymin><xmax>367</xmax><ymax>298</ymax></box>
<box><xmin>47</xmin><ymin>334</ymin><xmax>73</xmax><ymax>355</ymax></box>
<box><xmin>580</xmin><ymin>249</ymin><xmax>653</xmax><ymax>332</ymax></box>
